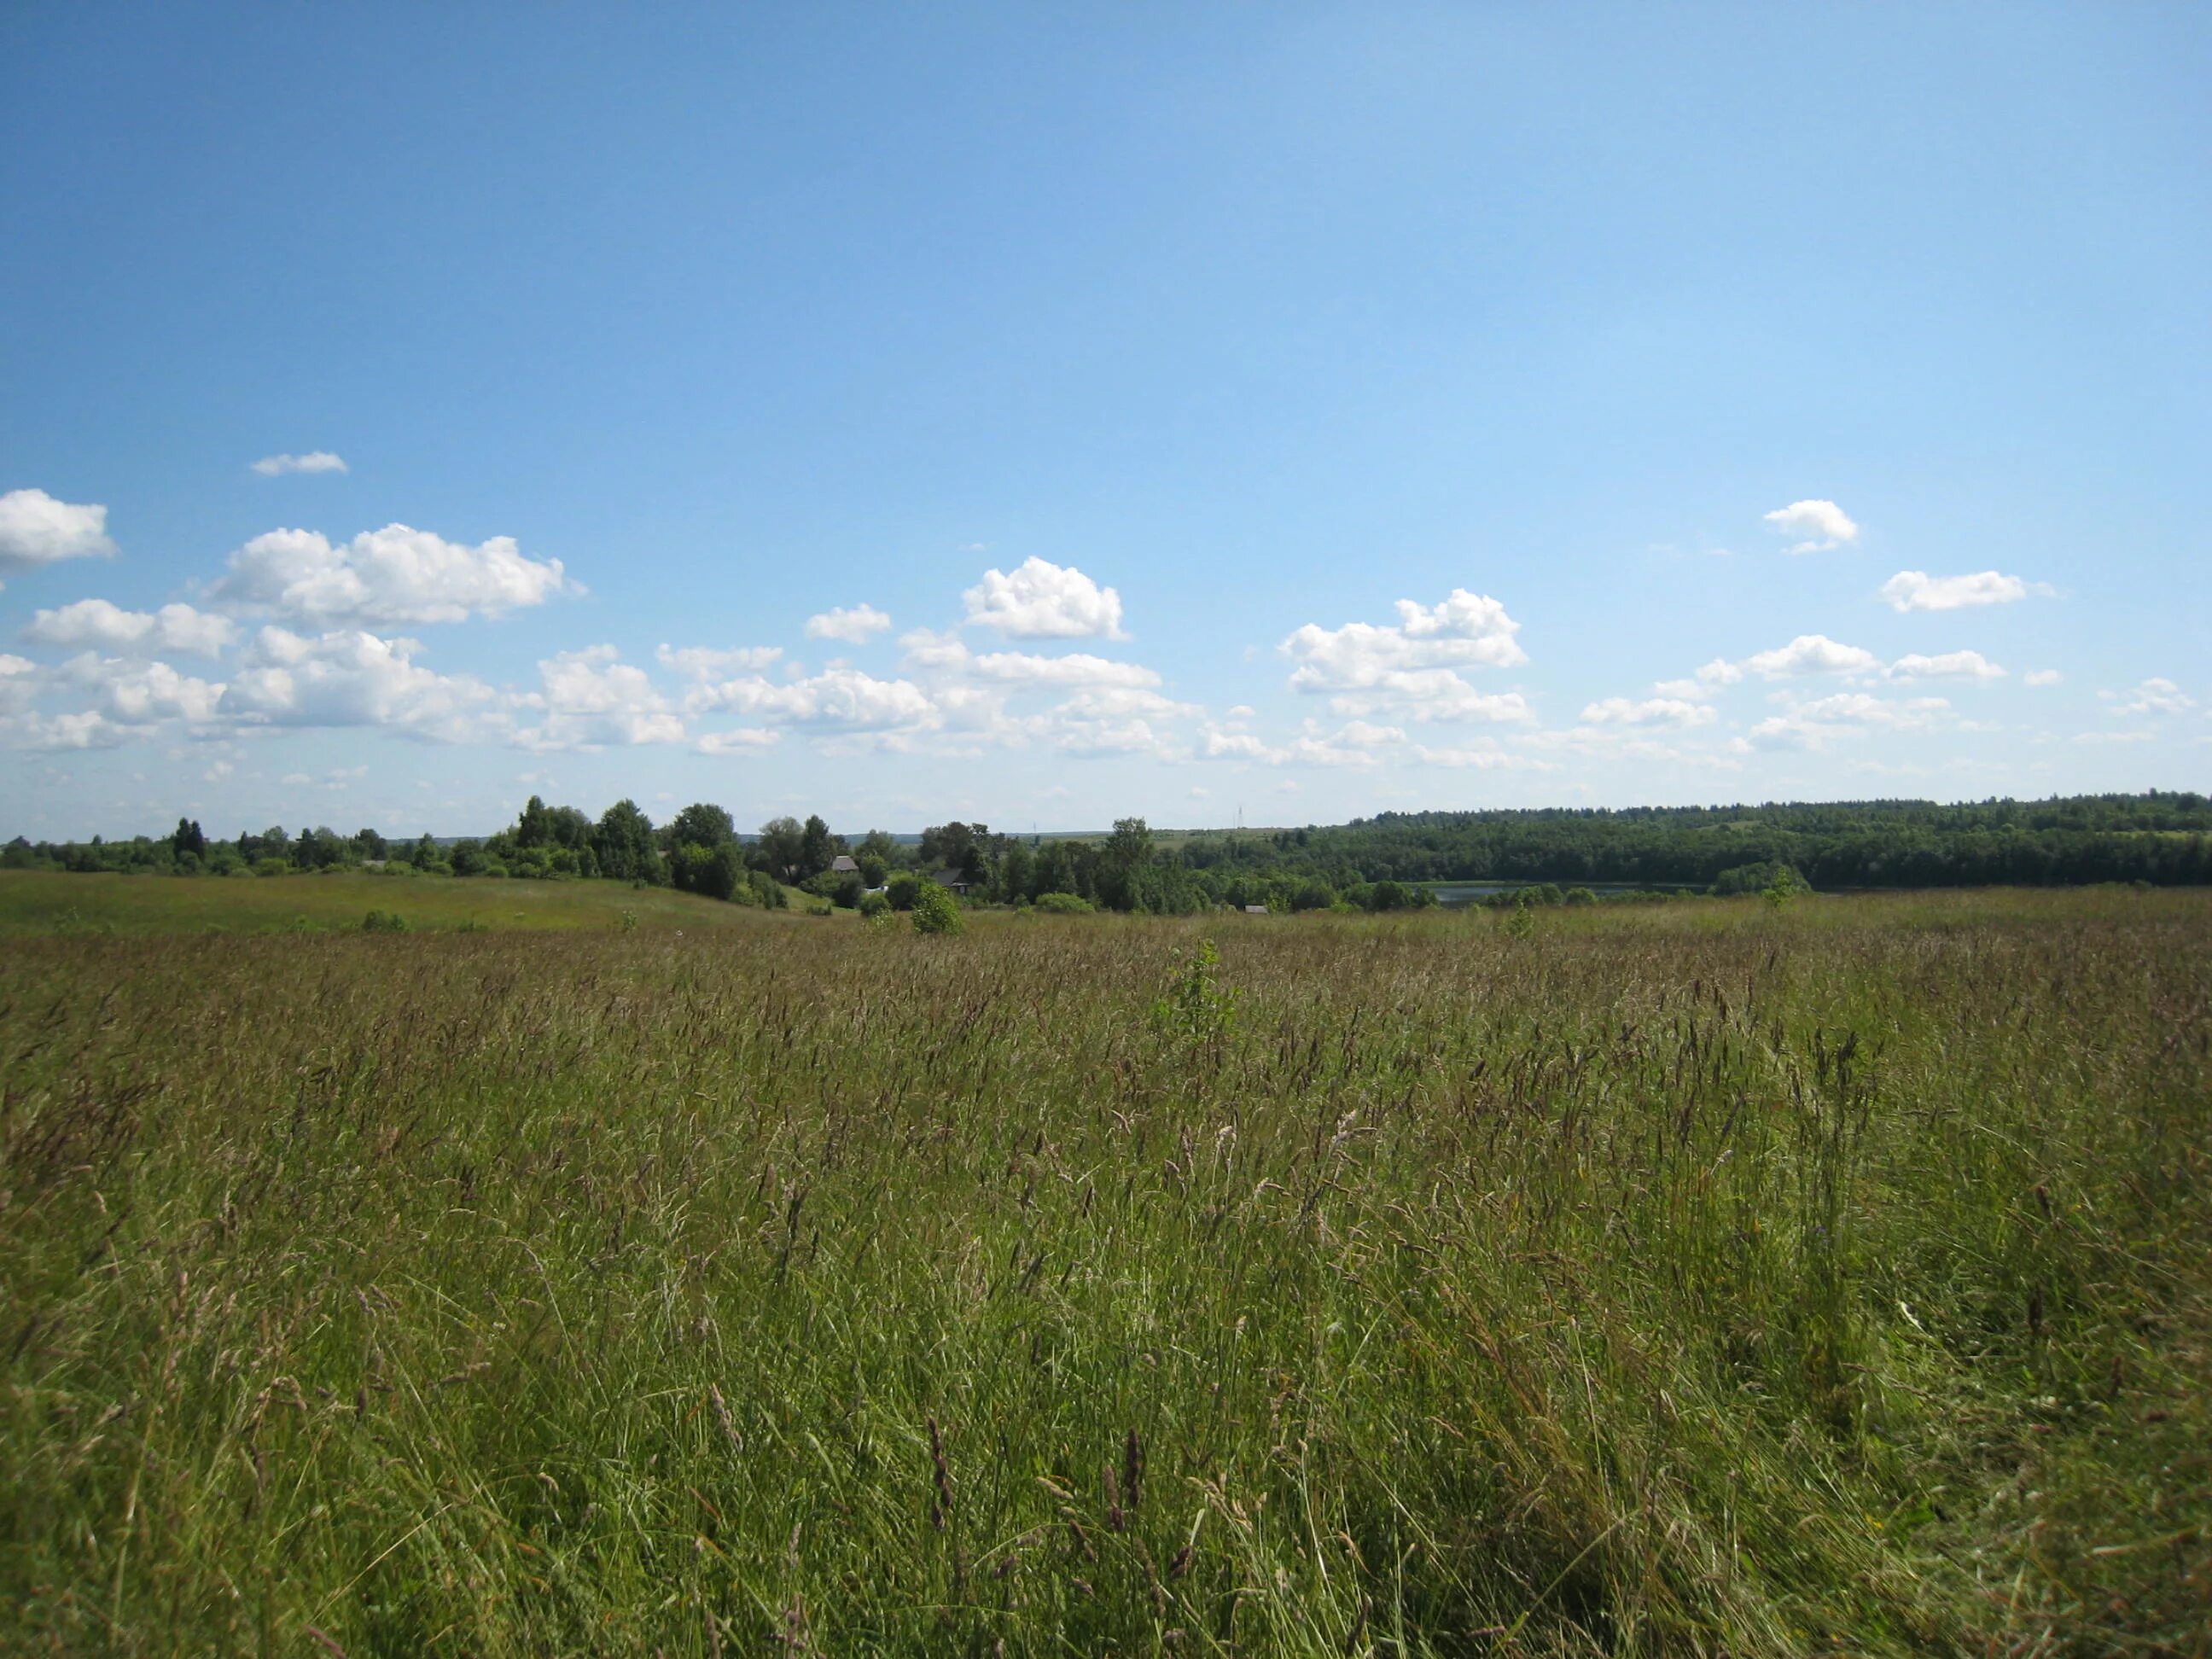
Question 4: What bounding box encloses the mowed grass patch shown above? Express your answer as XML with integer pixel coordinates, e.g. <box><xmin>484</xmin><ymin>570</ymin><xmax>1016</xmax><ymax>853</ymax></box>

<box><xmin>0</xmin><ymin>869</ymin><xmax>769</xmax><ymax>938</ymax></box>
<box><xmin>1</xmin><ymin>893</ymin><xmax>2207</xmax><ymax>1654</ymax></box>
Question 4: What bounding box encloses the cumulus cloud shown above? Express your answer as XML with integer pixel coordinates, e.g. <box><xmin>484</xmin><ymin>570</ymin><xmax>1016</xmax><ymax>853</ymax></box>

<box><xmin>805</xmin><ymin>603</ymin><xmax>894</xmax><ymax>643</ymax></box>
<box><xmin>1047</xmin><ymin>715</ymin><xmax>1175</xmax><ymax>760</ymax></box>
<box><xmin>1201</xmin><ymin>720</ymin><xmax>1387</xmax><ymax>768</ymax></box>
<box><xmin>1749</xmin><ymin>693</ymin><xmax>1951</xmax><ymax>749</ymax></box>
<box><xmin>1654</xmin><ymin>658</ymin><xmax>1745</xmax><ymax>700</ymax></box>
<box><xmin>0</xmin><ymin>489</ymin><xmax>117</xmax><ymax>579</ymax></box>
<box><xmin>1412</xmin><ymin>742</ymin><xmax>1551</xmax><ymax>771</ymax></box>
<box><xmin>963</xmin><ymin>556</ymin><xmax>1126</xmax><ymax>639</ymax></box>
<box><xmin>0</xmin><ymin>652</ymin><xmax>39</xmax><ymax>715</ymax></box>
<box><xmin>687</xmin><ymin>666</ymin><xmax>940</xmax><ymax>731</ymax></box>
<box><xmin>655</xmin><ymin>643</ymin><xmax>783</xmax><ymax>678</ymax></box>
<box><xmin>210</xmin><ymin>523</ymin><xmax>576</xmax><ymax>626</ymax></box>
<box><xmin>59</xmin><ymin>654</ymin><xmax>225</xmax><ymax>724</ymax></box>
<box><xmin>23</xmin><ymin>598</ymin><xmax>238</xmax><ymax>657</ymax></box>
<box><xmin>1284</xmin><ymin>590</ymin><xmax>1525</xmax><ymax>690</ymax></box>
<box><xmin>0</xmin><ymin>709</ymin><xmax>130</xmax><ymax>751</ymax></box>
<box><xmin>900</xmin><ymin>629</ymin><xmax>1163</xmax><ymax>690</ymax></box>
<box><xmin>1579</xmin><ymin>696</ymin><xmax>1718</xmax><ymax>727</ymax></box>
<box><xmin>1887</xmin><ymin>649</ymin><xmax>2006</xmax><ymax>681</ymax></box>
<box><xmin>695</xmin><ymin>728</ymin><xmax>782</xmax><ymax>755</ymax></box>
<box><xmin>516</xmin><ymin>646</ymin><xmax>685</xmax><ymax>751</ymax></box>
<box><xmin>250</xmin><ymin>451</ymin><xmax>349</xmax><ymax>477</ymax></box>
<box><xmin>1743</xmin><ymin>634</ymin><xmax>1882</xmax><ymax>678</ymax></box>
<box><xmin>2024</xmin><ymin>669</ymin><xmax>2063</xmax><ymax>687</ymax></box>
<box><xmin>218</xmin><ymin>626</ymin><xmax>496</xmax><ymax>738</ymax></box>
<box><xmin>1878</xmin><ymin>569</ymin><xmax>2034</xmax><ymax>613</ymax></box>
<box><xmin>2102</xmin><ymin>677</ymin><xmax>2194</xmax><ymax>717</ymax></box>
<box><xmin>1050</xmin><ymin>686</ymin><xmax>1196</xmax><ymax>721</ymax></box>
<box><xmin>1280</xmin><ymin>589</ymin><xmax>1528</xmax><ymax>725</ymax></box>
<box><xmin>1763</xmin><ymin>499</ymin><xmax>1860</xmax><ymax>554</ymax></box>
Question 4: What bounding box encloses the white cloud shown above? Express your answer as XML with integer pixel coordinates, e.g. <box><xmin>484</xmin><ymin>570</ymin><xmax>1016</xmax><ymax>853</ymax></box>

<box><xmin>1762</xmin><ymin>499</ymin><xmax>1860</xmax><ymax>554</ymax></box>
<box><xmin>59</xmin><ymin>654</ymin><xmax>225</xmax><ymax>724</ymax></box>
<box><xmin>219</xmin><ymin>626</ymin><xmax>496</xmax><ymax>738</ymax></box>
<box><xmin>1050</xmin><ymin>686</ymin><xmax>1196</xmax><ymax>720</ymax></box>
<box><xmin>0</xmin><ymin>489</ymin><xmax>117</xmax><ymax>579</ymax></box>
<box><xmin>687</xmin><ymin>666</ymin><xmax>940</xmax><ymax>731</ymax></box>
<box><xmin>1284</xmin><ymin>589</ymin><xmax>1525</xmax><ymax>693</ymax></box>
<box><xmin>805</xmin><ymin>603</ymin><xmax>893</xmax><ymax>643</ymax></box>
<box><xmin>695</xmin><ymin>728</ymin><xmax>782</xmax><ymax>755</ymax></box>
<box><xmin>0</xmin><ymin>653</ymin><xmax>39</xmax><ymax>715</ymax></box>
<box><xmin>23</xmin><ymin>598</ymin><xmax>238</xmax><ymax>657</ymax></box>
<box><xmin>2102</xmin><ymin>677</ymin><xmax>2194</xmax><ymax>717</ymax></box>
<box><xmin>1049</xmin><ymin>716</ymin><xmax>1173</xmax><ymax>759</ymax></box>
<box><xmin>901</xmin><ymin>629</ymin><xmax>1162</xmax><ymax>690</ymax></box>
<box><xmin>1335</xmin><ymin>719</ymin><xmax>1406</xmax><ymax>747</ymax></box>
<box><xmin>1743</xmin><ymin>634</ymin><xmax>1882</xmax><ymax>678</ymax></box>
<box><xmin>2024</xmin><ymin>669</ymin><xmax>2063</xmax><ymax>687</ymax></box>
<box><xmin>655</xmin><ymin>643</ymin><xmax>783</xmax><ymax>678</ymax></box>
<box><xmin>1749</xmin><ymin>692</ymin><xmax>1950</xmax><ymax>749</ymax></box>
<box><xmin>0</xmin><ymin>709</ymin><xmax>130</xmax><ymax>751</ymax></box>
<box><xmin>1794</xmin><ymin>692</ymin><xmax>1950</xmax><ymax>726</ymax></box>
<box><xmin>1878</xmin><ymin>569</ymin><xmax>2033</xmax><ymax>613</ymax></box>
<box><xmin>1579</xmin><ymin>696</ymin><xmax>1718</xmax><ymax>727</ymax></box>
<box><xmin>210</xmin><ymin>523</ymin><xmax>575</xmax><ymax>626</ymax></box>
<box><xmin>1412</xmin><ymin>742</ymin><xmax>1551</xmax><ymax>771</ymax></box>
<box><xmin>1280</xmin><ymin>589</ymin><xmax>1529</xmax><ymax>727</ymax></box>
<box><xmin>963</xmin><ymin>556</ymin><xmax>1126</xmax><ymax>639</ymax></box>
<box><xmin>1653</xmin><ymin>658</ymin><xmax>1744</xmax><ymax>700</ymax></box>
<box><xmin>1200</xmin><ymin>719</ymin><xmax>1392</xmax><ymax>768</ymax></box>
<box><xmin>250</xmin><ymin>451</ymin><xmax>349</xmax><ymax>477</ymax></box>
<box><xmin>1696</xmin><ymin>657</ymin><xmax>1744</xmax><ymax>688</ymax></box>
<box><xmin>1887</xmin><ymin>649</ymin><xmax>2006</xmax><ymax>681</ymax></box>
<box><xmin>516</xmin><ymin>645</ymin><xmax>684</xmax><ymax>751</ymax></box>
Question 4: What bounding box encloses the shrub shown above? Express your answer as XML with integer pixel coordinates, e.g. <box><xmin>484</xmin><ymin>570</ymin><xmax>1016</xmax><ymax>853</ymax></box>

<box><xmin>1032</xmin><ymin>891</ymin><xmax>1094</xmax><ymax>915</ymax></box>
<box><xmin>361</xmin><ymin>910</ymin><xmax>409</xmax><ymax>933</ymax></box>
<box><xmin>1714</xmin><ymin>859</ymin><xmax>1811</xmax><ymax>899</ymax></box>
<box><xmin>1150</xmin><ymin>938</ymin><xmax>1237</xmax><ymax>1045</ymax></box>
<box><xmin>857</xmin><ymin>892</ymin><xmax>893</xmax><ymax>919</ymax></box>
<box><xmin>911</xmin><ymin>882</ymin><xmax>963</xmax><ymax>935</ymax></box>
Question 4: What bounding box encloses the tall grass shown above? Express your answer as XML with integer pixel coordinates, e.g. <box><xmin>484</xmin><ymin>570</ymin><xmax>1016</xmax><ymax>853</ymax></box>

<box><xmin>2</xmin><ymin>891</ymin><xmax>2206</xmax><ymax>1654</ymax></box>
<box><xmin>0</xmin><ymin>870</ymin><xmax>762</xmax><ymax>938</ymax></box>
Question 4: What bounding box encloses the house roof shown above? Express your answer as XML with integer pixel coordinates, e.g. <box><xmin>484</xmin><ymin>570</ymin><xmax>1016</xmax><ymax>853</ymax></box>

<box><xmin>829</xmin><ymin>854</ymin><xmax>860</xmax><ymax>872</ymax></box>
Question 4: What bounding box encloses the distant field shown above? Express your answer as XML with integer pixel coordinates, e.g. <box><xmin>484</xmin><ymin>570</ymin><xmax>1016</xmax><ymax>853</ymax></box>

<box><xmin>0</xmin><ymin>869</ymin><xmax>771</xmax><ymax>936</ymax></box>
<box><xmin>2</xmin><ymin>889</ymin><xmax>2207</xmax><ymax>1654</ymax></box>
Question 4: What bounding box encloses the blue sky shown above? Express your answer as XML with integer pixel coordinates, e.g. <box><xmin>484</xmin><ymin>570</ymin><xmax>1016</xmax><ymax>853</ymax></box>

<box><xmin>3</xmin><ymin>4</ymin><xmax>2206</xmax><ymax>838</ymax></box>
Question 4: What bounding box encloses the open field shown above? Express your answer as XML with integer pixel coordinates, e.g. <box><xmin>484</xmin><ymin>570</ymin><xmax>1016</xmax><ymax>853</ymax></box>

<box><xmin>0</xmin><ymin>870</ymin><xmax>762</xmax><ymax>938</ymax></box>
<box><xmin>3</xmin><ymin>890</ymin><xmax>2208</xmax><ymax>1654</ymax></box>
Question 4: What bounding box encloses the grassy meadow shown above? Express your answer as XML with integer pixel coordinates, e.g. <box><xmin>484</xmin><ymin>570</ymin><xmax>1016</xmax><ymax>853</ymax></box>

<box><xmin>0</xmin><ymin>870</ymin><xmax>760</xmax><ymax>938</ymax></box>
<box><xmin>2</xmin><ymin>886</ymin><xmax>2208</xmax><ymax>1655</ymax></box>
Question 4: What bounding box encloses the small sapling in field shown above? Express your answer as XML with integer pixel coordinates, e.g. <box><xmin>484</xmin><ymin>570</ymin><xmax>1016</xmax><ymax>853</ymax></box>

<box><xmin>1151</xmin><ymin>937</ymin><xmax>1237</xmax><ymax>1045</ymax></box>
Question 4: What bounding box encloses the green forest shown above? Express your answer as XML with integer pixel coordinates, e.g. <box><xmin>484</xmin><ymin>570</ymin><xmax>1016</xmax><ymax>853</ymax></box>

<box><xmin>8</xmin><ymin>790</ymin><xmax>2210</xmax><ymax>916</ymax></box>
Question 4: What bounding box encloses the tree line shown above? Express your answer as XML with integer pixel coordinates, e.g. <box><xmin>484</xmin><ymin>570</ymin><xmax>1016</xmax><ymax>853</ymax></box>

<box><xmin>6</xmin><ymin>790</ymin><xmax>2209</xmax><ymax>913</ymax></box>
